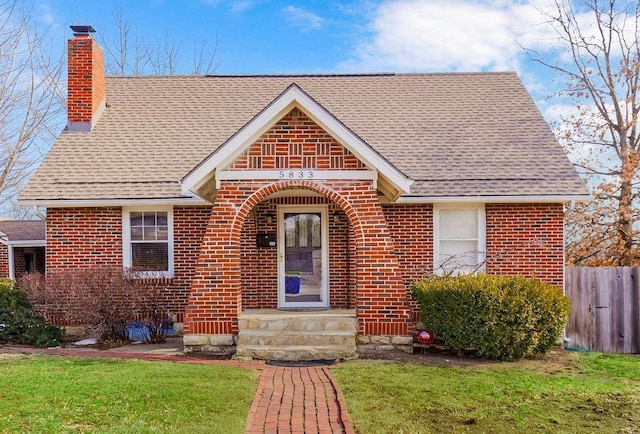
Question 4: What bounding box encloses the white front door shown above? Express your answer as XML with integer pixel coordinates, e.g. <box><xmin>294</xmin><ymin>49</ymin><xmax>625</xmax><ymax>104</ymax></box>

<box><xmin>277</xmin><ymin>205</ymin><xmax>329</xmax><ymax>308</ymax></box>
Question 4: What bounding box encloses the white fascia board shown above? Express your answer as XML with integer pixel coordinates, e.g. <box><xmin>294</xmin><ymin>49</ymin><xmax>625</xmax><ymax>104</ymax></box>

<box><xmin>7</xmin><ymin>240</ymin><xmax>45</xmax><ymax>247</ymax></box>
<box><xmin>16</xmin><ymin>197</ymin><xmax>210</xmax><ymax>208</ymax></box>
<box><xmin>181</xmin><ymin>84</ymin><xmax>413</xmax><ymax>195</ymax></box>
<box><xmin>394</xmin><ymin>194</ymin><xmax>592</xmax><ymax>204</ymax></box>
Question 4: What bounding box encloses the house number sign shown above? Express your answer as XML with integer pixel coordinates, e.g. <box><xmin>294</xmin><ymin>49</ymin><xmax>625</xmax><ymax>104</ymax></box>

<box><xmin>215</xmin><ymin>169</ymin><xmax>377</xmax><ymax>183</ymax></box>
<box><xmin>279</xmin><ymin>170</ymin><xmax>315</xmax><ymax>179</ymax></box>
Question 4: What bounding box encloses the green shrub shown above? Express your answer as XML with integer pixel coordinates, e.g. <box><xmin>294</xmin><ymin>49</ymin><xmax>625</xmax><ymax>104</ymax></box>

<box><xmin>0</xmin><ymin>278</ymin><xmax>63</xmax><ymax>347</ymax></box>
<box><xmin>411</xmin><ymin>274</ymin><xmax>570</xmax><ymax>361</ymax></box>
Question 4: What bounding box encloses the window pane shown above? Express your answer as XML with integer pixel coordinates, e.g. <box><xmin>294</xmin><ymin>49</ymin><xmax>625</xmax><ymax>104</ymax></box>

<box><xmin>131</xmin><ymin>226</ymin><xmax>143</xmax><ymax>241</ymax></box>
<box><xmin>440</xmin><ymin>209</ymin><xmax>477</xmax><ymax>239</ymax></box>
<box><xmin>298</xmin><ymin>216</ymin><xmax>308</xmax><ymax>247</ymax></box>
<box><xmin>132</xmin><ymin>242</ymin><xmax>168</xmax><ymax>271</ymax></box>
<box><xmin>143</xmin><ymin>212</ymin><xmax>156</xmax><ymax>226</ymax></box>
<box><xmin>130</xmin><ymin>212</ymin><xmax>143</xmax><ymax>226</ymax></box>
<box><xmin>285</xmin><ymin>215</ymin><xmax>296</xmax><ymax>247</ymax></box>
<box><xmin>439</xmin><ymin>240</ymin><xmax>480</xmax><ymax>269</ymax></box>
<box><xmin>157</xmin><ymin>226</ymin><xmax>168</xmax><ymax>240</ymax></box>
<box><xmin>156</xmin><ymin>212</ymin><xmax>167</xmax><ymax>226</ymax></box>
<box><xmin>312</xmin><ymin>218</ymin><xmax>321</xmax><ymax>248</ymax></box>
<box><xmin>143</xmin><ymin>226</ymin><xmax>156</xmax><ymax>240</ymax></box>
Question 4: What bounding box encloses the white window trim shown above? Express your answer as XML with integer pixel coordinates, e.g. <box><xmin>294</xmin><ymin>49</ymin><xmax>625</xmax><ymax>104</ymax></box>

<box><xmin>122</xmin><ymin>206</ymin><xmax>174</xmax><ymax>278</ymax></box>
<box><xmin>433</xmin><ymin>203</ymin><xmax>486</xmax><ymax>275</ymax></box>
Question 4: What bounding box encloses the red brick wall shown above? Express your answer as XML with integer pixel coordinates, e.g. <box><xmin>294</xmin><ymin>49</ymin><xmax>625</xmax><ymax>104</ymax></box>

<box><xmin>14</xmin><ymin>248</ymin><xmax>26</xmax><ymax>275</ymax></box>
<box><xmin>67</xmin><ymin>34</ymin><xmax>105</xmax><ymax>124</ymax></box>
<box><xmin>382</xmin><ymin>204</ymin><xmax>434</xmax><ymax>285</ymax></box>
<box><xmin>0</xmin><ymin>243</ymin><xmax>8</xmax><ymax>278</ymax></box>
<box><xmin>486</xmin><ymin>203</ymin><xmax>564</xmax><ymax>286</ymax></box>
<box><xmin>228</xmin><ymin>108</ymin><xmax>367</xmax><ymax>171</ymax></box>
<box><xmin>383</xmin><ymin>204</ymin><xmax>434</xmax><ymax>321</ymax></box>
<box><xmin>171</xmin><ymin>206</ymin><xmax>211</xmax><ymax>319</ymax></box>
<box><xmin>45</xmin><ymin>206</ymin><xmax>210</xmax><ymax>322</ymax></box>
<box><xmin>47</xmin><ymin>207</ymin><xmax>122</xmax><ymax>270</ymax></box>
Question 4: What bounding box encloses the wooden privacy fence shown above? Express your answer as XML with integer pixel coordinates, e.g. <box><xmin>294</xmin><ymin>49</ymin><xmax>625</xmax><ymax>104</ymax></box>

<box><xmin>565</xmin><ymin>267</ymin><xmax>640</xmax><ymax>354</ymax></box>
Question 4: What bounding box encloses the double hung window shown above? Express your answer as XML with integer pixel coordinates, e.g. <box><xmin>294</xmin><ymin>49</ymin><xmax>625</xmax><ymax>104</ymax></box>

<box><xmin>123</xmin><ymin>207</ymin><xmax>173</xmax><ymax>276</ymax></box>
<box><xmin>434</xmin><ymin>205</ymin><xmax>486</xmax><ymax>275</ymax></box>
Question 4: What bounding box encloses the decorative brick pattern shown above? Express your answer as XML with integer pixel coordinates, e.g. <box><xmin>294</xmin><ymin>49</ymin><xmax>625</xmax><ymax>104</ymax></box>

<box><xmin>486</xmin><ymin>203</ymin><xmax>564</xmax><ymax>286</ymax></box>
<box><xmin>67</xmin><ymin>33</ymin><xmax>105</xmax><ymax>124</ymax></box>
<box><xmin>185</xmin><ymin>179</ymin><xmax>412</xmax><ymax>337</ymax></box>
<box><xmin>228</xmin><ymin>108</ymin><xmax>367</xmax><ymax>171</ymax></box>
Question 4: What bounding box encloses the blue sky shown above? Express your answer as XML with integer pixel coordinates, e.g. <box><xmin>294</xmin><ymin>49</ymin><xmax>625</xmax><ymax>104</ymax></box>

<box><xmin>36</xmin><ymin>1</ymin><xmax>563</xmax><ymax>102</ymax></box>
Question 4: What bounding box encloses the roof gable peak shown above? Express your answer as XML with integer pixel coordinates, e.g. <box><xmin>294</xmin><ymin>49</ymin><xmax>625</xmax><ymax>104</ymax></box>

<box><xmin>181</xmin><ymin>82</ymin><xmax>412</xmax><ymax>198</ymax></box>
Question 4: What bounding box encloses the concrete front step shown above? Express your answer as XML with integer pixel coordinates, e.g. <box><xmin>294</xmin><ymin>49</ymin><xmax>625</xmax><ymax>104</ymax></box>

<box><xmin>236</xmin><ymin>309</ymin><xmax>357</xmax><ymax>361</ymax></box>
<box><xmin>238</xmin><ymin>329</ymin><xmax>356</xmax><ymax>347</ymax></box>
<box><xmin>238</xmin><ymin>310</ymin><xmax>357</xmax><ymax>333</ymax></box>
<box><xmin>235</xmin><ymin>344</ymin><xmax>356</xmax><ymax>361</ymax></box>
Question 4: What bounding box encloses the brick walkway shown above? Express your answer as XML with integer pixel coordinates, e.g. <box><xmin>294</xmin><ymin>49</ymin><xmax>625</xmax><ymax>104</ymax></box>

<box><xmin>1</xmin><ymin>346</ymin><xmax>355</xmax><ymax>434</ymax></box>
<box><xmin>245</xmin><ymin>365</ymin><xmax>354</xmax><ymax>434</ymax></box>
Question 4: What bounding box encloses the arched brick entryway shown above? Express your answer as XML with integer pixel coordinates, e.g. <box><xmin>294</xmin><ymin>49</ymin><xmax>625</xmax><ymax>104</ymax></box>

<box><xmin>184</xmin><ymin>179</ymin><xmax>412</xmax><ymax>351</ymax></box>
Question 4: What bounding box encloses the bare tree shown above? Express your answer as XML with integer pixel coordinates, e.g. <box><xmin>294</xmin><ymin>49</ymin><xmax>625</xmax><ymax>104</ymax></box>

<box><xmin>529</xmin><ymin>0</ymin><xmax>640</xmax><ymax>265</ymax></box>
<box><xmin>0</xmin><ymin>0</ymin><xmax>65</xmax><ymax>216</ymax></box>
<box><xmin>100</xmin><ymin>3</ymin><xmax>219</xmax><ymax>75</ymax></box>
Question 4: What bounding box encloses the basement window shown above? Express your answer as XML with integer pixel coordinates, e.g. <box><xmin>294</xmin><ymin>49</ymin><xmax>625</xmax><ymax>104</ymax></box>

<box><xmin>122</xmin><ymin>207</ymin><xmax>174</xmax><ymax>277</ymax></box>
<box><xmin>433</xmin><ymin>204</ymin><xmax>486</xmax><ymax>275</ymax></box>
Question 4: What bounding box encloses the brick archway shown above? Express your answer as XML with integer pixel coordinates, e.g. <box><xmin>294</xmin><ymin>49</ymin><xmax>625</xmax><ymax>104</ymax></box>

<box><xmin>184</xmin><ymin>179</ymin><xmax>412</xmax><ymax>338</ymax></box>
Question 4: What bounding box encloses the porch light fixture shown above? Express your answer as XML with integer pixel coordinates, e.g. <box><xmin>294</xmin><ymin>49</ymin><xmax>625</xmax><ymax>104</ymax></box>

<box><xmin>266</xmin><ymin>214</ymin><xmax>274</xmax><ymax>224</ymax></box>
<box><xmin>333</xmin><ymin>210</ymin><xmax>340</xmax><ymax>223</ymax></box>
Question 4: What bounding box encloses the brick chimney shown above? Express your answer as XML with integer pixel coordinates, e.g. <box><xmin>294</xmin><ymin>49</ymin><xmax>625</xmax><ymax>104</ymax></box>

<box><xmin>67</xmin><ymin>25</ymin><xmax>105</xmax><ymax>132</ymax></box>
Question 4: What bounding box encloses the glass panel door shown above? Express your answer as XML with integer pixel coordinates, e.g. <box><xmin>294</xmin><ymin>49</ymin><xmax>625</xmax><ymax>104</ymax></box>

<box><xmin>278</xmin><ymin>206</ymin><xmax>328</xmax><ymax>308</ymax></box>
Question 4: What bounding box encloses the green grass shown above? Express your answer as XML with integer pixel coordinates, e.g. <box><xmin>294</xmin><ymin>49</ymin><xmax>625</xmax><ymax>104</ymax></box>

<box><xmin>0</xmin><ymin>355</ymin><xmax>258</xmax><ymax>433</ymax></box>
<box><xmin>332</xmin><ymin>351</ymin><xmax>640</xmax><ymax>433</ymax></box>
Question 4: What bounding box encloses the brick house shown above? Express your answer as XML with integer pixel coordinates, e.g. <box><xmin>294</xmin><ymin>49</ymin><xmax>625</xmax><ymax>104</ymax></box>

<box><xmin>0</xmin><ymin>220</ymin><xmax>46</xmax><ymax>280</ymax></box>
<box><xmin>18</xmin><ymin>27</ymin><xmax>588</xmax><ymax>359</ymax></box>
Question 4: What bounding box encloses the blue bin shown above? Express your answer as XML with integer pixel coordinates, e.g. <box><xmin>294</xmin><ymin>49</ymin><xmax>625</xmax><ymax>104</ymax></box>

<box><xmin>285</xmin><ymin>275</ymin><xmax>301</xmax><ymax>294</ymax></box>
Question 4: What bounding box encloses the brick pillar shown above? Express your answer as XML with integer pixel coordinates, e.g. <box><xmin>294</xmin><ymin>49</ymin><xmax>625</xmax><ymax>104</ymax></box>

<box><xmin>349</xmin><ymin>188</ymin><xmax>412</xmax><ymax>339</ymax></box>
<box><xmin>183</xmin><ymin>187</ymin><xmax>243</xmax><ymax>352</ymax></box>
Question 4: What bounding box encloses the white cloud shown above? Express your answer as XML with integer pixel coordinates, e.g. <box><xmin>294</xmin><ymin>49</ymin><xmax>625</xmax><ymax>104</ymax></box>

<box><xmin>340</xmin><ymin>0</ymin><xmax>560</xmax><ymax>72</ymax></box>
<box><xmin>282</xmin><ymin>6</ymin><xmax>325</xmax><ymax>32</ymax></box>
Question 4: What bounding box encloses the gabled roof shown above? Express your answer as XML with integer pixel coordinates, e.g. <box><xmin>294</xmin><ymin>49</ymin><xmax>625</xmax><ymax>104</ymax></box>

<box><xmin>182</xmin><ymin>83</ymin><xmax>413</xmax><ymax>200</ymax></box>
<box><xmin>19</xmin><ymin>73</ymin><xmax>588</xmax><ymax>205</ymax></box>
<box><xmin>0</xmin><ymin>220</ymin><xmax>45</xmax><ymax>244</ymax></box>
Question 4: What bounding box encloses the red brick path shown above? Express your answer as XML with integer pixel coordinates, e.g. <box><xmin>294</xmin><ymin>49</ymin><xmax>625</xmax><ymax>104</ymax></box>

<box><xmin>246</xmin><ymin>365</ymin><xmax>354</xmax><ymax>434</ymax></box>
<box><xmin>1</xmin><ymin>346</ymin><xmax>354</xmax><ymax>434</ymax></box>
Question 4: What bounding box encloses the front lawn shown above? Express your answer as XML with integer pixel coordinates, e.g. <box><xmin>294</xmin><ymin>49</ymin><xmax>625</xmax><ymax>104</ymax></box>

<box><xmin>0</xmin><ymin>355</ymin><xmax>258</xmax><ymax>433</ymax></box>
<box><xmin>332</xmin><ymin>351</ymin><xmax>640</xmax><ymax>433</ymax></box>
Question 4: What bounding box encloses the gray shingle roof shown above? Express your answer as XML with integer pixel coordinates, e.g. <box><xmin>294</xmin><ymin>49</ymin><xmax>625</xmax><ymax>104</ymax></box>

<box><xmin>20</xmin><ymin>73</ymin><xmax>587</xmax><ymax>201</ymax></box>
<box><xmin>0</xmin><ymin>220</ymin><xmax>45</xmax><ymax>242</ymax></box>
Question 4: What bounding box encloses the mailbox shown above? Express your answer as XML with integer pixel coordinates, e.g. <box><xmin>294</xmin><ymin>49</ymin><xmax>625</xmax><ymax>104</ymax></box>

<box><xmin>257</xmin><ymin>233</ymin><xmax>276</xmax><ymax>247</ymax></box>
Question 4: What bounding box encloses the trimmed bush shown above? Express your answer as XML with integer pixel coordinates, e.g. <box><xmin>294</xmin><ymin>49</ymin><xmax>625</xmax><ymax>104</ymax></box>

<box><xmin>0</xmin><ymin>278</ymin><xmax>63</xmax><ymax>347</ymax></box>
<box><xmin>411</xmin><ymin>274</ymin><xmax>570</xmax><ymax>361</ymax></box>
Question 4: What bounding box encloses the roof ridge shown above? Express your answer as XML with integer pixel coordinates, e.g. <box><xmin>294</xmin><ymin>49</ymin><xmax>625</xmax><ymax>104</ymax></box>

<box><xmin>105</xmin><ymin>71</ymin><xmax>518</xmax><ymax>79</ymax></box>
